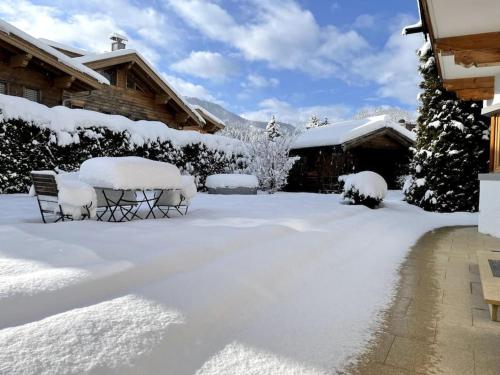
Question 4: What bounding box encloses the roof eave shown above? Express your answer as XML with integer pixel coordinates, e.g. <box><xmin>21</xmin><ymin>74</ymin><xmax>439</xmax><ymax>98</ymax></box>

<box><xmin>0</xmin><ymin>32</ymin><xmax>104</xmax><ymax>91</ymax></box>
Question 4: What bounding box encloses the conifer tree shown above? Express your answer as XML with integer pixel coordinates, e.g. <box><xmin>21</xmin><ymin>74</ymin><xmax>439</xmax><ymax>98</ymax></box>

<box><xmin>306</xmin><ymin>115</ymin><xmax>320</xmax><ymax>129</ymax></box>
<box><xmin>266</xmin><ymin>115</ymin><xmax>281</xmax><ymax>139</ymax></box>
<box><xmin>319</xmin><ymin>117</ymin><xmax>329</xmax><ymax>127</ymax></box>
<box><xmin>404</xmin><ymin>41</ymin><xmax>489</xmax><ymax>212</ymax></box>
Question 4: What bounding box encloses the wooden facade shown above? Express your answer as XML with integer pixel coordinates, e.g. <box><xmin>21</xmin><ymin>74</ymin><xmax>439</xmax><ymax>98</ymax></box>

<box><xmin>0</xmin><ymin>23</ymin><xmax>222</xmax><ymax>134</ymax></box>
<box><xmin>65</xmin><ymin>52</ymin><xmax>213</xmax><ymax>132</ymax></box>
<box><xmin>287</xmin><ymin>129</ymin><xmax>412</xmax><ymax>193</ymax></box>
<box><xmin>490</xmin><ymin>115</ymin><xmax>500</xmax><ymax>173</ymax></box>
<box><xmin>0</xmin><ymin>29</ymin><xmax>102</xmax><ymax>107</ymax></box>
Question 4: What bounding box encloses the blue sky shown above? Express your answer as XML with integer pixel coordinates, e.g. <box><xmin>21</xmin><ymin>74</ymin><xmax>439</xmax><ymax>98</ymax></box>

<box><xmin>0</xmin><ymin>0</ymin><xmax>423</xmax><ymax>125</ymax></box>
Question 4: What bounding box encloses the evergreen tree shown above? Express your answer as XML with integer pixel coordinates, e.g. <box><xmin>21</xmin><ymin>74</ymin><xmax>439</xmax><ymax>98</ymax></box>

<box><xmin>306</xmin><ymin>115</ymin><xmax>320</xmax><ymax>129</ymax></box>
<box><xmin>404</xmin><ymin>41</ymin><xmax>489</xmax><ymax>212</ymax></box>
<box><xmin>319</xmin><ymin>117</ymin><xmax>329</xmax><ymax>127</ymax></box>
<box><xmin>266</xmin><ymin>115</ymin><xmax>281</xmax><ymax>139</ymax></box>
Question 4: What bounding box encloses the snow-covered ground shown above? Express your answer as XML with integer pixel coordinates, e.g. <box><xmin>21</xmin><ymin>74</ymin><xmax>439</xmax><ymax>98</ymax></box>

<box><xmin>0</xmin><ymin>192</ymin><xmax>476</xmax><ymax>374</ymax></box>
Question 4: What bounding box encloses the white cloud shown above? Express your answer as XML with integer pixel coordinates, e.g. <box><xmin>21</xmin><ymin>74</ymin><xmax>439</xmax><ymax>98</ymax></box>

<box><xmin>353</xmin><ymin>14</ymin><xmax>377</xmax><ymax>29</ymax></box>
<box><xmin>167</xmin><ymin>0</ymin><xmax>368</xmax><ymax>77</ymax></box>
<box><xmin>350</xmin><ymin>15</ymin><xmax>423</xmax><ymax>105</ymax></box>
<box><xmin>243</xmin><ymin>74</ymin><xmax>279</xmax><ymax>89</ymax></box>
<box><xmin>240</xmin><ymin>98</ymin><xmax>352</xmax><ymax>126</ymax></box>
<box><xmin>0</xmin><ymin>0</ymin><xmax>180</xmax><ymax>64</ymax></box>
<box><xmin>162</xmin><ymin>73</ymin><xmax>218</xmax><ymax>102</ymax></box>
<box><xmin>171</xmin><ymin>51</ymin><xmax>238</xmax><ymax>81</ymax></box>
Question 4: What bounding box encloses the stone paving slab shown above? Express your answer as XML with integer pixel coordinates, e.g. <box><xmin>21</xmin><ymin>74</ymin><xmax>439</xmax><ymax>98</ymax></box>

<box><xmin>344</xmin><ymin>226</ymin><xmax>500</xmax><ymax>375</ymax></box>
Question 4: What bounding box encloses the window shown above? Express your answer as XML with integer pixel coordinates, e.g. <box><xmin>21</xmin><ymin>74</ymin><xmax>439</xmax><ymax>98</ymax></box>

<box><xmin>23</xmin><ymin>87</ymin><xmax>41</xmax><ymax>102</ymax></box>
<box><xmin>98</xmin><ymin>69</ymin><xmax>117</xmax><ymax>86</ymax></box>
<box><xmin>126</xmin><ymin>72</ymin><xmax>146</xmax><ymax>93</ymax></box>
<box><xmin>0</xmin><ymin>81</ymin><xmax>6</xmax><ymax>95</ymax></box>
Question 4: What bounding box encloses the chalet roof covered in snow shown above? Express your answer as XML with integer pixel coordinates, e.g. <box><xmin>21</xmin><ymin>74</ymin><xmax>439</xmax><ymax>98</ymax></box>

<box><xmin>292</xmin><ymin>115</ymin><xmax>416</xmax><ymax>150</ymax></box>
<box><xmin>73</xmin><ymin>49</ymin><xmax>205</xmax><ymax>126</ymax></box>
<box><xmin>0</xmin><ymin>19</ymin><xmax>108</xmax><ymax>85</ymax></box>
<box><xmin>39</xmin><ymin>38</ymin><xmax>91</xmax><ymax>57</ymax></box>
<box><xmin>190</xmin><ymin>104</ymin><xmax>226</xmax><ymax>130</ymax></box>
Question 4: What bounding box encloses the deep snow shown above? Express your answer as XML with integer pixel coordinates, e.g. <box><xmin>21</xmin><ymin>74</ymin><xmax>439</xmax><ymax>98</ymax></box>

<box><xmin>0</xmin><ymin>192</ymin><xmax>476</xmax><ymax>374</ymax></box>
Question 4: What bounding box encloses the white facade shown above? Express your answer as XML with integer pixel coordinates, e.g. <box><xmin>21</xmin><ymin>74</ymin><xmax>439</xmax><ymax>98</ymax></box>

<box><xmin>479</xmin><ymin>177</ymin><xmax>500</xmax><ymax>237</ymax></box>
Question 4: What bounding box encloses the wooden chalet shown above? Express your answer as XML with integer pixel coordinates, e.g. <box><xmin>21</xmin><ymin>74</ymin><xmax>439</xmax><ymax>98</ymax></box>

<box><xmin>0</xmin><ymin>20</ymin><xmax>222</xmax><ymax>134</ymax></box>
<box><xmin>404</xmin><ymin>0</ymin><xmax>500</xmax><ymax>237</ymax></box>
<box><xmin>286</xmin><ymin>115</ymin><xmax>415</xmax><ymax>193</ymax></box>
<box><xmin>67</xmin><ymin>48</ymin><xmax>209</xmax><ymax>132</ymax></box>
<box><xmin>0</xmin><ymin>20</ymin><xmax>107</xmax><ymax>107</ymax></box>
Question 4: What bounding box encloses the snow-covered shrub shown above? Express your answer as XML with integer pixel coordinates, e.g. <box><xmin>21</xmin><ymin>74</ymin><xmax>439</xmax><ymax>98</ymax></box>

<box><xmin>339</xmin><ymin>171</ymin><xmax>388</xmax><ymax>208</ymax></box>
<box><xmin>0</xmin><ymin>118</ymin><xmax>247</xmax><ymax>193</ymax></box>
<box><xmin>220</xmin><ymin>121</ymin><xmax>299</xmax><ymax>193</ymax></box>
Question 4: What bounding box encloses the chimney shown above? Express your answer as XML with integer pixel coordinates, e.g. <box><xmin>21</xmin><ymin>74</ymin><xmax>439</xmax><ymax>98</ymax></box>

<box><xmin>110</xmin><ymin>33</ymin><xmax>128</xmax><ymax>51</ymax></box>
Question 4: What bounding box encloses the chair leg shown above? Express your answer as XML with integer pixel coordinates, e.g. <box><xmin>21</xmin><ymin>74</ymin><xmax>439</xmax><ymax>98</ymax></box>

<box><xmin>36</xmin><ymin>198</ymin><xmax>47</xmax><ymax>223</ymax></box>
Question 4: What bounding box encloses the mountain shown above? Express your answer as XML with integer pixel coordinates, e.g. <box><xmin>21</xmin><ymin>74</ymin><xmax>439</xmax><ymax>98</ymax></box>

<box><xmin>186</xmin><ymin>97</ymin><xmax>294</xmax><ymax>131</ymax></box>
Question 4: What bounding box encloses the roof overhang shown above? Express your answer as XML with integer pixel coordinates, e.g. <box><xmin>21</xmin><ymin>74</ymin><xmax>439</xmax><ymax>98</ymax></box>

<box><xmin>0</xmin><ymin>27</ymin><xmax>105</xmax><ymax>91</ymax></box>
<box><xmin>410</xmin><ymin>0</ymin><xmax>500</xmax><ymax>104</ymax></box>
<box><xmin>342</xmin><ymin>127</ymin><xmax>415</xmax><ymax>151</ymax></box>
<box><xmin>76</xmin><ymin>50</ymin><xmax>205</xmax><ymax>128</ymax></box>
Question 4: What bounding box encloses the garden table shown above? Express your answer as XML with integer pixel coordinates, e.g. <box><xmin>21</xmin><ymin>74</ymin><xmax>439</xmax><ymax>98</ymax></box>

<box><xmin>79</xmin><ymin>156</ymin><xmax>184</xmax><ymax>222</ymax></box>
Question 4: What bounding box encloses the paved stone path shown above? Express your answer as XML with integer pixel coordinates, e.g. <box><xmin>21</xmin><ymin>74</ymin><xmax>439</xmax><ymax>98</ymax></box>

<box><xmin>345</xmin><ymin>226</ymin><xmax>500</xmax><ymax>375</ymax></box>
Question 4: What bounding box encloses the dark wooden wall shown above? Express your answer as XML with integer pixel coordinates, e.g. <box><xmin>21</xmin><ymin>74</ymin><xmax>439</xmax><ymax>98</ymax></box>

<box><xmin>0</xmin><ymin>58</ymin><xmax>65</xmax><ymax>107</ymax></box>
<box><xmin>286</xmin><ymin>134</ymin><xmax>411</xmax><ymax>193</ymax></box>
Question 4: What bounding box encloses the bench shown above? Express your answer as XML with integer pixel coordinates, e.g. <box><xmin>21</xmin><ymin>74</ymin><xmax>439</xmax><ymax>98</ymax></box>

<box><xmin>476</xmin><ymin>250</ymin><xmax>500</xmax><ymax>321</ymax></box>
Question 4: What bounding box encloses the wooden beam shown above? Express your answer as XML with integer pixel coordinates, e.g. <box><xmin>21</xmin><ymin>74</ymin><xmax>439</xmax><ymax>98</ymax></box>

<box><xmin>9</xmin><ymin>53</ymin><xmax>32</xmax><ymax>68</ymax></box>
<box><xmin>454</xmin><ymin>49</ymin><xmax>500</xmax><ymax>68</ymax></box>
<box><xmin>443</xmin><ymin>77</ymin><xmax>494</xmax><ymax>91</ymax></box>
<box><xmin>456</xmin><ymin>87</ymin><xmax>494</xmax><ymax>101</ymax></box>
<box><xmin>154</xmin><ymin>93</ymin><xmax>171</xmax><ymax>105</ymax></box>
<box><xmin>435</xmin><ymin>32</ymin><xmax>500</xmax><ymax>53</ymax></box>
<box><xmin>175</xmin><ymin>112</ymin><xmax>189</xmax><ymax>123</ymax></box>
<box><xmin>54</xmin><ymin>75</ymin><xmax>75</xmax><ymax>89</ymax></box>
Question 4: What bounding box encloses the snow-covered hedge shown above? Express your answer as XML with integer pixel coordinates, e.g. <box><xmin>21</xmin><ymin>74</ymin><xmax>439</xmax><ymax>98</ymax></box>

<box><xmin>339</xmin><ymin>171</ymin><xmax>387</xmax><ymax>208</ymax></box>
<box><xmin>0</xmin><ymin>95</ymin><xmax>248</xmax><ymax>193</ymax></box>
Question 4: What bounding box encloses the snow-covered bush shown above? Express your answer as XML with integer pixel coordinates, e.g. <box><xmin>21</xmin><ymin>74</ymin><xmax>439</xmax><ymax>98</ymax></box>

<box><xmin>339</xmin><ymin>171</ymin><xmax>388</xmax><ymax>208</ymax></box>
<box><xmin>0</xmin><ymin>96</ymin><xmax>249</xmax><ymax>193</ymax></box>
<box><xmin>220</xmin><ymin>120</ymin><xmax>299</xmax><ymax>193</ymax></box>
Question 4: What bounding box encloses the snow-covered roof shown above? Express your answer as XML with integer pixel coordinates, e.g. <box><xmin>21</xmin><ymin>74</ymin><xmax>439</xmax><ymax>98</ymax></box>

<box><xmin>38</xmin><ymin>38</ymin><xmax>90</xmax><ymax>57</ymax></box>
<box><xmin>0</xmin><ymin>20</ymin><xmax>108</xmax><ymax>85</ymax></box>
<box><xmin>73</xmin><ymin>49</ymin><xmax>205</xmax><ymax>125</ymax></box>
<box><xmin>191</xmin><ymin>104</ymin><xmax>225</xmax><ymax>128</ymax></box>
<box><xmin>292</xmin><ymin>115</ymin><xmax>416</xmax><ymax>150</ymax></box>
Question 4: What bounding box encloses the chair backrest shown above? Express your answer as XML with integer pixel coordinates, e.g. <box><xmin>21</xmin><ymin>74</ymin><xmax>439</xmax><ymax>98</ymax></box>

<box><xmin>31</xmin><ymin>171</ymin><xmax>58</xmax><ymax>197</ymax></box>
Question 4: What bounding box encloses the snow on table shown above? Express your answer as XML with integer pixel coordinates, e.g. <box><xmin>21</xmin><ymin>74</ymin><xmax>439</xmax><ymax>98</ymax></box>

<box><xmin>79</xmin><ymin>157</ymin><xmax>182</xmax><ymax>190</ymax></box>
<box><xmin>0</xmin><ymin>192</ymin><xmax>477</xmax><ymax>374</ymax></box>
<box><xmin>206</xmin><ymin>174</ymin><xmax>259</xmax><ymax>189</ymax></box>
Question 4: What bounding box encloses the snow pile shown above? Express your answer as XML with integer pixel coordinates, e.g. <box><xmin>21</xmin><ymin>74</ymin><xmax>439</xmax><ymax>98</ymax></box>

<box><xmin>0</xmin><ymin>20</ymin><xmax>108</xmax><ymax>85</ymax></box>
<box><xmin>56</xmin><ymin>173</ymin><xmax>96</xmax><ymax>219</ymax></box>
<box><xmin>181</xmin><ymin>175</ymin><xmax>197</xmax><ymax>201</ymax></box>
<box><xmin>292</xmin><ymin>115</ymin><xmax>415</xmax><ymax>149</ymax></box>
<box><xmin>0</xmin><ymin>94</ymin><xmax>245</xmax><ymax>156</ymax></box>
<box><xmin>0</xmin><ymin>295</ymin><xmax>184</xmax><ymax>374</ymax></box>
<box><xmin>339</xmin><ymin>171</ymin><xmax>388</xmax><ymax>208</ymax></box>
<box><xmin>206</xmin><ymin>174</ymin><xmax>259</xmax><ymax>189</ymax></box>
<box><xmin>0</xmin><ymin>192</ymin><xmax>478</xmax><ymax>374</ymax></box>
<box><xmin>79</xmin><ymin>157</ymin><xmax>182</xmax><ymax>190</ymax></box>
